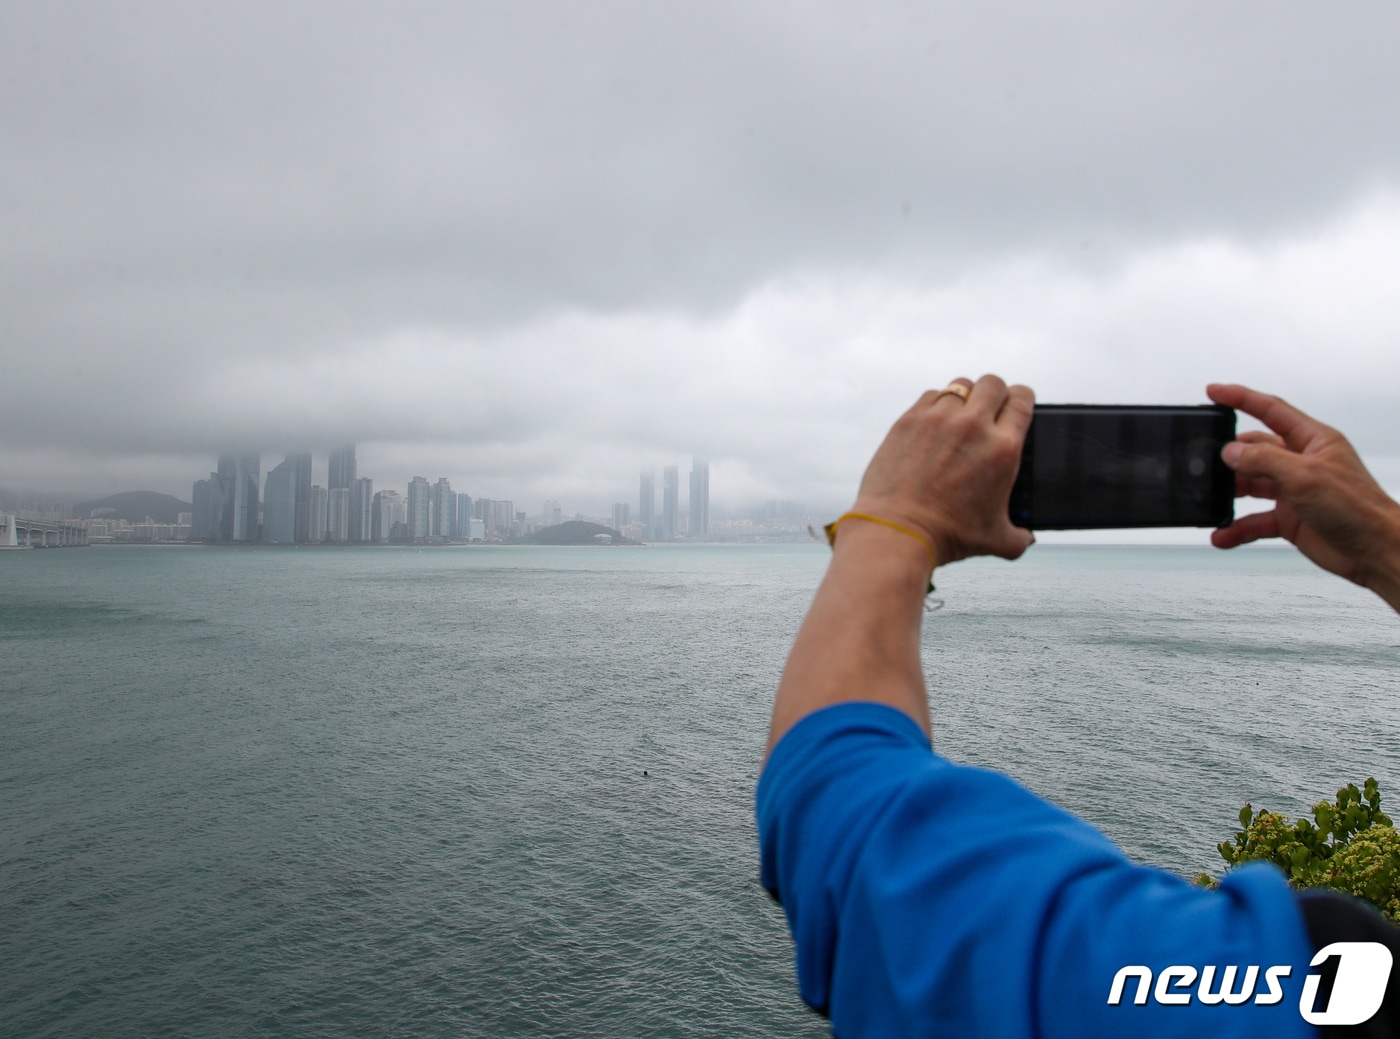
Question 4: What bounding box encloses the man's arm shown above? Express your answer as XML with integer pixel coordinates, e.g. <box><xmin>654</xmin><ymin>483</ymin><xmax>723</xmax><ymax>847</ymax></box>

<box><xmin>766</xmin><ymin>374</ymin><xmax>1034</xmax><ymax>754</ymax></box>
<box><xmin>1208</xmin><ymin>383</ymin><xmax>1400</xmax><ymax>614</ymax></box>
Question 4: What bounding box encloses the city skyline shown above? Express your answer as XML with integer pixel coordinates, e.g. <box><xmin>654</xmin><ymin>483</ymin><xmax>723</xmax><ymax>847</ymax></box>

<box><xmin>176</xmin><ymin>445</ymin><xmax>731</xmax><ymax>544</ymax></box>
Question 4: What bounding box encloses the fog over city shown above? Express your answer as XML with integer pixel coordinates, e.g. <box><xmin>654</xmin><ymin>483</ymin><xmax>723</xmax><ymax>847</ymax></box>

<box><xmin>4</xmin><ymin>3</ymin><xmax>1400</xmax><ymax>520</ymax></box>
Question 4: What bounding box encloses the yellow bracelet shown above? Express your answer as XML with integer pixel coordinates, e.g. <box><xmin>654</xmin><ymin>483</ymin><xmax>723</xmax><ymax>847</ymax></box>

<box><xmin>822</xmin><ymin>512</ymin><xmax>937</xmax><ymax>594</ymax></box>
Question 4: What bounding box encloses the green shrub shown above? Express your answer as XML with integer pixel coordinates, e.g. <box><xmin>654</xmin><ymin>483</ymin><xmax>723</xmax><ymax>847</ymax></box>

<box><xmin>1199</xmin><ymin>779</ymin><xmax>1400</xmax><ymax>922</ymax></box>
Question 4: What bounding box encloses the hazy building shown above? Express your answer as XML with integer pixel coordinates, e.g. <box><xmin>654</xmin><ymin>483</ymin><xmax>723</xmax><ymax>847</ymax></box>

<box><xmin>191</xmin><ymin>475</ymin><xmax>223</xmax><ymax>540</ymax></box>
<box><xmin>431</xmin><ymin>478</ymin><xmax>455</xmax><ymax>538</ymax></box>
<box><xmin>662</xmin><ymin>465</ymin><xmax>679</xmax><ymax>539</ymax></box>
<box><xmin>542</xmin><ymin>499</ymin><xmax>561</xmax><ymax>527</ymax></box>
<box><xmin>308</xmin><ymin>485</ymin><xmax>327</xmax><ymax>543</ymax></box>
<box><xmin>481</xmin><ymin>499</ymin><xmax>514</xmax><ymax>537</ymax></box>
<box><xmin>407</xmin><ymin>477</ymin><xmax>431</xmax><ymax>540</ymax></box>
<box><xmin>689</xmin><ymin>459</ymin><xmax>710</xmax><ymax>540</ymax></box>
<box><xmin>262</xmin><ymin>458</ymin><xmax>300</xmax><ymax>543</ymax></box>
<box><xmin>638</xmin><ymin>470</ymin><xmax>655</xmax><ymax>534</ymax></box>
<box><xmin>371</xmin><ymin>489</ymin><xmax>406</xmax><ymax>543</ymax></box>
<box><xmin>611</xmin><ymin>503</ymin><xmax>630</xmax><ymax>531</ymax></box>
<box><xmin>328</xmin><ymin>444</ymin><xmax>356</xmax><ymax>491</ymax></box>
<box><xmin>285</xmin><ymin>451</ymin><xmax>312</xmax><ymax>543</ymax></box>
<box><xmin>327</xmin><ymin>487</ymin><xmax>350</xmax><ymax>542</ymax></box>
<box><xmin>455</xmin><ymin>493</ymin><xmax>473</xmax><ymax>537</ymax></box>
<box><xmin>468</xmin><ymin>516</ymin><xmax>486</xmax><ymax>540</ymax></box>
<box><xmin>349</xmin><ymin>477</ymin><xmax>373</xmax><ymax>542</ymax></box>
<box><xmin>216</xmin><ymin>453</ymin><xmax>260</xmax><ymax>542</ymax></box>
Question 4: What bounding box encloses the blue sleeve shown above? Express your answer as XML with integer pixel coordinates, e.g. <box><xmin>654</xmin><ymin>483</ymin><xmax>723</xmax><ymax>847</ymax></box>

<box><xmin>756</xmin><ymin>702</ymin><xmax>1319</xmax><ymax>1039</ymax></box>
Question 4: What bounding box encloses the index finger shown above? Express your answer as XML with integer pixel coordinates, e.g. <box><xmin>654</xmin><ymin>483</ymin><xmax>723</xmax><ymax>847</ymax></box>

<box><xmin>1207</xmin><ymin>383</ymin><xmax>1329</xmax><ymax>452</ymax></box>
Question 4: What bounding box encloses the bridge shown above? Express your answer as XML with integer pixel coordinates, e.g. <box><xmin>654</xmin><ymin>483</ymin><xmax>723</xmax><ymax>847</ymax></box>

<box><xmin>0</xmin><ymin>514</ymin><xmax>88</xmax><ymax>548</ymax></box>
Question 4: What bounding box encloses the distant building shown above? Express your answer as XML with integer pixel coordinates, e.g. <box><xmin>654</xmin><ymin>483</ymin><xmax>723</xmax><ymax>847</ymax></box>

<box><xmin>191</xmin><ymin>475</ymin><xmax>222</xmax><ymax>540</ymax></box>
<box><xmin>327</xmin><ymin>487</ymin><xmax>350</xmax><ymax>542</ymax></box>
<box><xmin>285</xmin><ymin>451</ymin><xmax>312</xmax><ymax>542</ymax></box>
<box><xmin>216</xmin><ymin>453</ymin><xmax>260</xmax><ymax>542</ymax></box>
<box><xmin>639</xmin><ymin>470</ymin><xmax>655</xmax><ymax>535</ymax></box>
<box><xmin>371</xmin><ymin>489</ymin><xmax>406</xmax><ymax>543</ymax></box>
<box><xmin>431</xmin><ymin>478</ymin><xmax>455</xmax><ymax>538</ymax></box>
<box><xmin>308</xmin><ymin>485</ymin><xmax>327</xmax><ymax>543</ymax></box>
<box><xmin>689</xmin><ymin>459</ymin><xmax>709</xmax><ymax>540</ymax></box>
<box><xmin>349</xmin><ymin>477</ymin><xmax>373</xmax><ymax>542</ymax></box>
<box><xmin>663</xmin><ymin>465</ymin><xmax>679</xmax><ymax>540</ymax></box>
<box><xmin>407</xmin><ymin>477</ymin><xmax>431</xmax><ymax>540</ymax></box>
<box><xmin>611</xmin><ymin>503</ymin><xmax>630</xmax><ymax>531</ymax></box>
<box><xmin>328</xmin><ymin>445</ymin><xmax>356</xmax><ymax>491</ymax></box>
<box><xmin>262</xmin><ymin>457</ymin><xmax>300</xmax><ymax>543</ymax></box>
<box><xmin>542</xmin><ymin>499</ymin><xmax>561</xmax><ymax>527</ymax></box>
<box><xmin>455</xmin><ymin>493</ymin><xmax>473</xmax><ymax>537</ymax></box>
<box><xmin>468</xmin><ymin>517</ymin><xmax>485</xmax><ymax>541</ymax></box>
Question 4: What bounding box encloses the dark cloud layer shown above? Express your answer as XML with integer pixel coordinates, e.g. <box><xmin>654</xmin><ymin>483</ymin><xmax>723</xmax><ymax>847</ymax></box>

<box><xmin>4</xmin><ymin>3</ymin><xmax>1400</xmax><ymax>507</ymax></box>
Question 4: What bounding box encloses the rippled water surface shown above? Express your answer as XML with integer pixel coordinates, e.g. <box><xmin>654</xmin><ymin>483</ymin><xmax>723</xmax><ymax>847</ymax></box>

<box><xmin>3</xmin><ymin>544</ymin><xmax>1398</xmax><ymax>1037</ymax></box>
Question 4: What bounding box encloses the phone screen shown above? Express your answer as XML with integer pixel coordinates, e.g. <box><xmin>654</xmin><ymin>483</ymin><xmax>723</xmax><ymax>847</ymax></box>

<box><xmin>1008</xmin><ymin>404</ymin><xmax>1236</xmax><ymax>529</ymax></box>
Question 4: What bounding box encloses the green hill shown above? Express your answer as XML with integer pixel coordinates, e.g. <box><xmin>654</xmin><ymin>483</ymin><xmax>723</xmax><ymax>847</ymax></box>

<box><xmin>72</xmin><ymin>491</ymin><xmax>192</xmax><ymax>523</ymax></box>
<box><xmin>519</xmin><ymin>520</ymin><xmax>634</xmax><ymax>546</ymax></box>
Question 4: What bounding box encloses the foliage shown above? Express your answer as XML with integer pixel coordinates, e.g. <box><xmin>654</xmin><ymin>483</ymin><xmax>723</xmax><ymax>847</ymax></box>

<box><xmin>1199</xmin><ymin>779</ymin><xmax>1400</xmax><ymax>922</ymax></box>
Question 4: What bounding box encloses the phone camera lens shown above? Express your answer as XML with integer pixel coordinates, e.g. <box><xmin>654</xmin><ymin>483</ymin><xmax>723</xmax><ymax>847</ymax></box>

<box><xmin>1188</xmin><ymin>457</ymin><xmax>1206</xmax><ymax>477</ymax></box>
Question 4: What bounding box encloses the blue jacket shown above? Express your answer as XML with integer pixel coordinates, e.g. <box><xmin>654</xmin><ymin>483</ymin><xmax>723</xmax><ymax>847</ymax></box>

<box><xmin>757</xmin><ymin>702</ymin><xmax>1318</xmax><ymax>1038</ymax></box>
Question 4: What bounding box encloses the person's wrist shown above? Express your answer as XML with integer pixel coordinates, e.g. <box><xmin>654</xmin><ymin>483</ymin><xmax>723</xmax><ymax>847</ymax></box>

<box><xmin>1361</xmin><ymin>503</ymin><xmax>1400</xmax><ymax>608</ymax></box>
<box><xmin>829</xmin><ymin>514</ymin><xmax>936</xmax><ymax>596</ymax></box>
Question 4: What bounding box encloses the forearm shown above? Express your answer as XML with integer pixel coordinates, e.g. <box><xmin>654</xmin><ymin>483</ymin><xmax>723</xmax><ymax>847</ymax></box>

<box><xmin>1364</xmin><ymin>508</ymin><xmax>1400</xmax><ymax>615</ymax></box>
<box><xmin>767</xmin><ymin>522</ymin><xmax>932</xmax><ymax>755</ymax></box>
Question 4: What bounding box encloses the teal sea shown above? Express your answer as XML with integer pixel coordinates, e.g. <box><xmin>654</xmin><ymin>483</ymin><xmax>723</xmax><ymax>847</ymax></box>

<box><xmin>3</xmin><ymin>544</ymin><xmax>1398</xmax><ymax>1037</ymax></box>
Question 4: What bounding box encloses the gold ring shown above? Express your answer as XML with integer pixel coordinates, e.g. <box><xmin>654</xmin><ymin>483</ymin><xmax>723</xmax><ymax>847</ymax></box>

<box><xmin>935</xmin><ymin>383</ymin><xmax>970</xmax><ymax>403</ymax></box>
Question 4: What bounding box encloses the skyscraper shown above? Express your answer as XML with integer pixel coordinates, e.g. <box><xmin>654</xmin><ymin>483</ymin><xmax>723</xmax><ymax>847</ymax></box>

<box><xmin>286</xmin><ymin>451</ymin><xmax>312</xmax><ymax>543</ymax></box>
<box><xmin>662</xmin><ymin>465</ymin><xmax>679</xmax><ymax>540</ymax></box>
<box><xmin>407</xmin><ymin>477</ymin><xmax>431</xmax><ymax>540</ymax></box>
<box><xmin>191</xmin><ymin>475</ymin><xmax>223</xmax><ymax>541</ymax></box>
<box><xmin>328</xmin><ymin>445</ymin><xmax>356</xmax><ymax>490</ymax></box>
<box><xmin>262</xmin><ymin>458</ymin><xmax>300</xmax><ymax>543</ymax></box>
<box><xmin>349</xmin><ymin>477</ymin><xmax>373</xmax><ymax>542</ymax></box>
<box><xmin>639</xmin><ymin>470</ymin><xmax>654</xmax><ymax>535</ymax></box>
<box><xmin>611</xmin><ymin>503</ymin><xmax>630</xmax><ymax>532</ymax></box>
<box><xmin>326</xmin><ymin>487</ymin><xmax>350</xmax><ymax>542</ymax></box>
<box><xmin>216</xmin><ymin>453</ymin><xmax>260</xmax><ymax>542</ymax></box>
<box><xmin>455</xmin><ymin>493</ymin><xmax>473</xmax><ymax>537</ymax></box>
<box><xmin>689</xmin><ymin>458</ymin><xmax>709</xmax><ymax>540</ymax></box>
<box><xmin>372</xmin><ymin>489</ymin><xmax>406</xmax><ymax>542</ymax></box>
<box><xmin>308</xmin><ymin>485</ymin><xmax>327</xmax><ymax>542</ymax></box>
<box><xmin>431</xmin><ymin>478</ymin><xmax>455</xmax><ymax>538</ymax></box>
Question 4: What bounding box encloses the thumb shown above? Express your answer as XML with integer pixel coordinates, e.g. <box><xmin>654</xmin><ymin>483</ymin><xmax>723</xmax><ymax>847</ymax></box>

<box><xmin>1222</xmin><ymin>440</ymin><xmax>1301</xmax><ymax>483</ymax></box>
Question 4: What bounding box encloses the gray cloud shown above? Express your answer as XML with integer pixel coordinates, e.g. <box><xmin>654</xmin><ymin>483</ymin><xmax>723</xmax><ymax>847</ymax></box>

<box><xmin>4</xmin><ymin>2</ymin><xmax>1400</xmax><ymax>511</ymax></box>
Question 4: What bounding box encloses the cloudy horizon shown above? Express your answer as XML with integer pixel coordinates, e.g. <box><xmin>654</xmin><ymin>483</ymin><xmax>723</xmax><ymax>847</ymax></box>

<box><xmin>5</xmin><ymin>2</ymin><xmax>1400</xmax><ymax>525</ymax></box>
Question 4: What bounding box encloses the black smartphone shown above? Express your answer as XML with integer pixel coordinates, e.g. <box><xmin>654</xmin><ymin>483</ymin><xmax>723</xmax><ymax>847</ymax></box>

<box><xmin>1008</xmin><ymin>404</ymin><xmax>1236</xmax><ymax>530</ymax></box>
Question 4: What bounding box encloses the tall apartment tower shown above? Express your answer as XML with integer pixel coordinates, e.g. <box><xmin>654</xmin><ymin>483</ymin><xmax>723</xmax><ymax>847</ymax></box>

<box><xmin>192</xmin><ymin>474</ymin><xmax>223</xmax><ymax>540</ymax></box>
<box><xmin>308</xmin><ymin>485</ymin><xmax>328</xmax><ymax>542</ymax></box>
<box><xmin>279</xmin><ymin>452</ymin><xmax>311</xmax><ymax>543</ymax></box>
<box><xmin>372</xmin><ymin>489</ymin><xmax>406</xmax><ymax>542</ymax></box>
<box><xmin>611</xmin><ymin>503</ymin><xmax>630</xmax><ymax>532</ymax></box>
<box><xmin>326</xmin><ymin>487</ymin><xmax>351</xmax><ymax>542</ymax></box>
<box><xmin>431</xmin><ymin>478</ymin><xmax>455</xmax><ymax>538</ymax></box>
<box><xmin>328</xmin><ymin>445</ymin><xmax>356</xmax><ymax>490</ymax></box>
<box><xmin>662</xmin><ymin>465</ymin><xmax>679</xmax><ymax>540</ymax></box>
<box><xmin>688</xmin><ymin>459</ymin><xmax>709</xmax><ymax>541</ymax></box>
<box><xmin>216</xmin><ymin>453</ymin><xmax>260</xmax><ymax>542</ymax></box>
<box><xmin>455</xmin><ymin>493</ymin><xmax>473</xmax><ymax>537</ymax></box>
<box><xmin>638</xmin><ymin>470</ymin><xmax>655</xmax><ymax>535</ymax></box>
<box><xmin>262</xmin><ymin>457</ymin><xmax>300</xmax><ymax>543</ymax></box>
<box><xmin>407</xmin><ymin>477</ymin><xmax>431</xmax><ymax>540</ymax></box>
<box><xmin>349</xmin><ymin>477</ymin><xmax>373</xmax><ymax>542</ymax></box>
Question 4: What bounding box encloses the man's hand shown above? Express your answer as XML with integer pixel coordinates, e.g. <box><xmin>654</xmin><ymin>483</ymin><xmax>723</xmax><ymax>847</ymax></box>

<box><xmin>1208</xmin><ymin>383</ymin><xmax>1400</xmax><ymax>612</ymax></box>
<box><xmin>852</xmin><ymin>374</ymin><xmax>1036</xmax><ymax>568</ymax></box>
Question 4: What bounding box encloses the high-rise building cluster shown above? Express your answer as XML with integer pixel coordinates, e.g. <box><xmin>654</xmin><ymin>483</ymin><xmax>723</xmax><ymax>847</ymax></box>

<box><xmin>192</xmin><ymin>445</ymin><xmax>505</xmax><ymax>544</ymax></box>
<box><xmin>633</xmin><ymin>457</ymin><xmax>709</xmax><ymax>541</ymax></box>
<box><xmin>188</xmin><ymin>446</ymin><xmax>717</xmax><ymax>545</ymax></box>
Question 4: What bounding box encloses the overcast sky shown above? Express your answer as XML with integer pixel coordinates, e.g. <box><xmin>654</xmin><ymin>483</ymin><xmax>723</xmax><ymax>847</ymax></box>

<box><xmin>4</xmin><ymin>2</ymin><xmax>1400</xmax><ymax>527</ymax></box>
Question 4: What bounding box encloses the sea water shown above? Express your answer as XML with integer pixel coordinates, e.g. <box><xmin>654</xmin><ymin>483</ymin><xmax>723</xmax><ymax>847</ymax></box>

<box><xmin>2</xmin><ymin>544</ymin><xmax>1397</xmax><ymax>1037</ymax></box>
